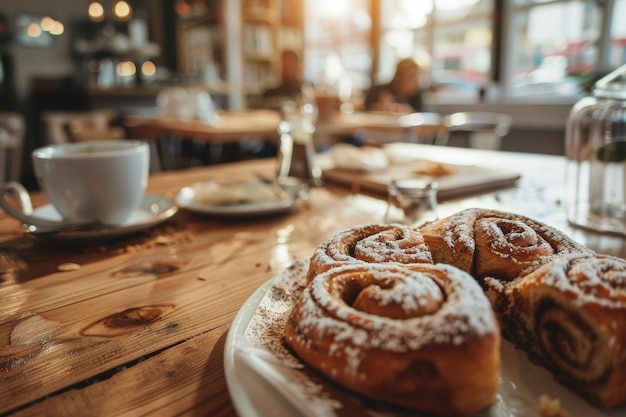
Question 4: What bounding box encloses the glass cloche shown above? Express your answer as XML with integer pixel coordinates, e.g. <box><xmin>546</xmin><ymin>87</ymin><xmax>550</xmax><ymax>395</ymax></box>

<box><xmin>565</xmin><ymin>65</ymin><xmax>626</xmax><ymax>235</ymax></box>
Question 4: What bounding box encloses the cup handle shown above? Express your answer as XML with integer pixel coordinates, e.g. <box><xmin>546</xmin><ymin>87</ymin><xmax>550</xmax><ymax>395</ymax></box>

<box><xmin>0</xmin><ymin>181</ymin><xmax>68</xmax><ymax>229</ymax></box>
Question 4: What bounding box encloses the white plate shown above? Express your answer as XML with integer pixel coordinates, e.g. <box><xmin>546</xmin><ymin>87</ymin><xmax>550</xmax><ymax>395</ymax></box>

<box><xmin>28</xmin><ymin>194</ymin><xmax>178</xmax><ymax>240</ymax></box>
<box><xmin>176</xmin><ymin>181</ymin><xmax>293</xmax><ymax>217</ymax></box>
<box><xmin>224</xmin><ymin>259</ymin><xmax>625</xmax><ymax>417</ymax></box>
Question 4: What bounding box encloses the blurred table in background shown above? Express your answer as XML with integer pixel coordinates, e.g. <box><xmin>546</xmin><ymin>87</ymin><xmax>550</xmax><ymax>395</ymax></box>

<box><xmin>125</xmin><ymin>110</ymin><xmax>448</xmax><ymax>151</ymax></box>
<box><xmin>0</xmin><ymin>112</ymin><xmax>25</xmax><ymax>183</ymax></box>
<box><xmin>125</xmin><ymin>109</ymin><xmax>282</xmax><ymax>145</ymax></box>
<box><xmin>124</xmin><ymin>109</ymin><xmax>282</xmax><ymax>169</ymax></box>
<box><xmin>315</xmin><ymin>111</ymin><xmax>447</xmax><ymax>148</ymax></box>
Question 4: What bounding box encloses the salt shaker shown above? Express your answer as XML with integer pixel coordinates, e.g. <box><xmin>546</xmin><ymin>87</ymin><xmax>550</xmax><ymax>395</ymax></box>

<box><xmin>565</xmin><ymin>65</ymin><xmax>626</xmax><ymax>235</ymax></box>
<box><xmin>384</xmin><ymin>178</ymin><xmax>438</xmax><ymax>227</ymax></box>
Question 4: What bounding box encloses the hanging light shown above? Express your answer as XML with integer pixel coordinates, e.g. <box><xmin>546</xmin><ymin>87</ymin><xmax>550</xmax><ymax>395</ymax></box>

<box><xmin>26</xmin><ymin>22</ymin><xmax>42</xmax><ymax>38</ymax></box>
<box><xmin>88</xmin><ymin>2</ymin><xmax>105</xmax><ymax>21</ymax></box>
<box><xmin>117</xmin><ymin>60</ymin><xmax>136</xmax><ymax>77</ymax></box>
<box><xmin>40</xmin><ymin>16</ymin><xmax>55</xmax><ymax>31</ymax></box>
<box><xmin>175</xmin><ymin>0</ymin><xmax>192</xmax><ymax>17</ymax></box>
<box><xmin>141</xmin><ymin>61</ymin><xmax>156</xmax><ymax>77</ymax></box>
<box><xmin>113</xmin><ymin>1</ymin><xmax>133</xmax><ymax>20</ymax></box>
<box><xmin>40</xmin><ymin>16</ymin><xmax>64</xmax><ymax>36</ymax></box>
<box><xmin>49</xmin><ymin>20</ymin><xmax>64</xmax><ymax>35</ymax></box>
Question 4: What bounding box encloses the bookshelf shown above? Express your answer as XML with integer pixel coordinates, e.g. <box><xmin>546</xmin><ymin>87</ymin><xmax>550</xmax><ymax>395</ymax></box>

<box><xmin>175</xmin><ymin>0</ymin><xmax>225</xmax><ymax>87</ymax></box>
<box><xmin>241</xmin><ymin>0</ymin><xmax>279</xmax><ymax>94</ymax></box>
<box><xmin>175</xmin><ymin>0</ymin><xmax>303</xmax><ymax>108</ymax></box>
<box><xmin>279</xmin><ymin>0</ymin><xmax>303</xmax><ymax>52</ymax></box>
<box><xmin>241</xmin><ymin>0</ymin><xmax>304</xmax><ymax>103</ymax></box>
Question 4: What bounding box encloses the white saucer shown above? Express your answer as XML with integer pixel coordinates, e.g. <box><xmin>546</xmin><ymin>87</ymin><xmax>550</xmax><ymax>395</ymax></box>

<box><xmin>28</xmin><ymin>194</ymin><xmax>178</xmax><ymax>240</ymax></box>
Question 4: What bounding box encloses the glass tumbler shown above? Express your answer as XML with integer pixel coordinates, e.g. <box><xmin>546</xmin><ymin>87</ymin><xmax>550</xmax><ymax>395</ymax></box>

<box><xmin>384</xmin><ymin>178</ymin><xmax>438</xmax><ymax>227</ymax></box>
<box><xmin>276</xmin><ymin>100</ymin><xmax>322</xmax><ymax>201</ymax></box>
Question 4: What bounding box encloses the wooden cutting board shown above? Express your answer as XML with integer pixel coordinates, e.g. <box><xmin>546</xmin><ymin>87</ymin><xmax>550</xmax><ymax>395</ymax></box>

<box><xmin>323</xmin><ymin>159</ymin><xmax>521</xmax><ymax>200</ymax></box>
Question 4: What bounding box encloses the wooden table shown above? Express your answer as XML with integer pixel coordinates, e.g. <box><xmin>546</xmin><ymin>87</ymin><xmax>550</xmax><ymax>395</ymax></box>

<box><xmin>1</xmin><ymin>144</ymin><xmax>624</xmax><ymax>417</ymax></box>
<box><xmin>125</xmin><ymin>109</ymin><xmax>283</xmax><ymax>144</ymax></box>
<box><xmin>125</xmin><ymin>110</ymin><xmax>445</xmax><ymax>147</ymax></box>
<box><xmin>316</xmin><ymin>111</ymin><xmax>446</xmax><ymax>148</ymax></box>
<box><xmin>125</xmin><ymin>109</ymin><xmax>283</xmax><ymax>168</ymax></box>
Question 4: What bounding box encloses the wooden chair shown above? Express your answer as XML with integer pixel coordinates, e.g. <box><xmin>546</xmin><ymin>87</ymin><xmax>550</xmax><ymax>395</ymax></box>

<box><xmin>0</xmin><ymin>112</ymin><xmax>25</xmax><ymax>183</ymax></box>
<box><xmin>41</xmin><ymin>110</ymin><xmax>163</xmax><ymax>172</ymax></box>
<box><xmin>41</xmin><ymin>109</ymin><xmax>120</xmax><ymax>144</ymax></box>
<box><xmin>65</xmin><ymin>118</ymin><xmax>125</xmax><ymax>143</ymax></box>
<box><xmin>124</xmin><ymin>117</ymin><xmax>166</xmax><ymax>172</ymax></box>
<box><xmin>350</xmin><ymin>112</ymin><xmax>446</xmax><ymax>146</ymax></box>
<box><xmin>398</xmin><ymin>112</ymin><xmax>448</xmax><ymax>145</ymax></box>
<box><xmin>441</xmin><ymin>112</ymin><xmax>512</xmax><ymax>149</ymax></box>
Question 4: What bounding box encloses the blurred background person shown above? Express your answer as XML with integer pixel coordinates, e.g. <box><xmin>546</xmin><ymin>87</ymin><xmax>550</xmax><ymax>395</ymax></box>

<box><xmin>260</xmin><ymin>49</ymin><xmax>313</xmax><ymax>110</ymax></box>
<box><xmin>248</xmin><ymin>50</ymin><xmax>314</xmax><ymax>158</ymax></box>
<box><xmin>364</xmin><ymin>57</ymin><xmax>428</xmax><ymax>113</ymax></box>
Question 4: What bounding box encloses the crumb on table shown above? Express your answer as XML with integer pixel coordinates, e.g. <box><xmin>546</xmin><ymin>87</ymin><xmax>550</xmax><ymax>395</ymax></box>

<box><xmin>538</xmin><ymin>395</ymin><xmax>570</xmax><ymax>417</ymax></box>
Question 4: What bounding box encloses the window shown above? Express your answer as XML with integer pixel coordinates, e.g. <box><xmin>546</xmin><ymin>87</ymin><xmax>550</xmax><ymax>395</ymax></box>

<box><xmin>378</xmin><ymin>0</ymin><xmax>432</xmax><ymax>83</ymax></box>
<box><xmin>378</xmin><ymin>0</ymin><xmax>492</xmax><ymax>104</ymax></box>
<box><xmin>610</xmin><ymin>0</ymin><xmax>626</xmax><ymax>68</ymax></box>
<box><xmin>303</xmin><ymin>0</ymin><xmax>624</xmax><ymax>105</ymax></box>
<box><xmin>431</xmin><ymin>0</ymin><xmax>492</xmax><ymax>102</ymax></box>
<box><xmin>303</xmin><ymin>0</ymin><xmax>372</xmax><ymax>94</ymax></box>
<box><xmin>508</xmin><ymin>0</ymin><xmax>602</xmax><ymax>98</ymax></box>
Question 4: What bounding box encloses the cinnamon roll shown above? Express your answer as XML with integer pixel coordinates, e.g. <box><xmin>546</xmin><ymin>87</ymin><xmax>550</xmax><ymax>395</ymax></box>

<box><xmin>484</xmin><ymin>253</ymin><xmax>626</xmax><ymax>409</ymax></box>
<box><xmin>419</xmin><ymin>208</ymin><xmax>591</xmax><ymax>282</ymax></box>
<box><xmin>286</xmin><ymin>263</ymin><xmax>500</xmax><ymax>417</ymax></box>
<box><xmin>306</xmin><ymin>223</ymin><xmax>433</xmax><ymax>284</ymax></box>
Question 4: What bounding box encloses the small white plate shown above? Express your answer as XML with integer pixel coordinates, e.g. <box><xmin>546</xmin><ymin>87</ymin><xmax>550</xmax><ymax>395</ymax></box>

<box><xmin>176</xmin><ymin>181</ymin><xmax>293</xmax><ymax>217</ymax></box>
<box><xmin>224</xmin><ymin>259</ymin><xmax>624</xmax><ymax>417</ymax></box>
<box><xmin>28</xmin><ymin>194</ymin><xmax>178</xmax><ymax>240</ymax></box>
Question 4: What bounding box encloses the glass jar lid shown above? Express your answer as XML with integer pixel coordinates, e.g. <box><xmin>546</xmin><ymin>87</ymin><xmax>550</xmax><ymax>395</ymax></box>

<box><xmin>389</xmin><ymin>178</ymin><xmax>438</xmax><ymax>196</ymax></box>
<box><xmin>593</xmin><ymin>64</ymin><xmax>626</xmax><ymax>100</ymax></box>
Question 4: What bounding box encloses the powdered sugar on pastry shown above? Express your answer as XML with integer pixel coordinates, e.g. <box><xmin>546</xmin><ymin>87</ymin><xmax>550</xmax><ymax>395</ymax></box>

<box><xmin>484</xmin><ymin>252</ymin><xmax>626</xmax><ymax>409</ymax></box>
<box><xmin>532</xmin><ymin>254</ymin><xmax>626</xmax><ymax>307</ymax></box>
<box><xmin>296</xmin><ymin>263</ymin><xmax>497</xmax><ymax>365</ymax></box>
<box><xmin>306</xmin><ymin>223</ymin><xmax>433</xmax><ymax>283</ymax></box>
<box><xmin>285</xmin><ymin>261</ymin><xmax>501</xmax><ymax>416</ymax></box>
<box><xmin>420</xmin><ymin>208</ymin><xmax>592</xmax><ymax>281</ymax></box>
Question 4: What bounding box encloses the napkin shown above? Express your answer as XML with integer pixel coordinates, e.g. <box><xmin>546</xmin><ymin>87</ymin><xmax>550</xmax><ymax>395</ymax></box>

<box><xmin>192</xmin><ymin>181</ymin><xmax>279</xmax><ymax>206</ymax></box>
<box><xmin>330</xmin><ymin>143</ymin><xmax>389</xmax><ymax>172</ymax></box>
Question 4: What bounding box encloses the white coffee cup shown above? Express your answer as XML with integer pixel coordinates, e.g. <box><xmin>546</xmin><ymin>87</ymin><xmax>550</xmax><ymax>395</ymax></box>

<box><xmin>0</xmin><ymin>140</ymin><xmax>149</xmax><ymax>229</ymax></box>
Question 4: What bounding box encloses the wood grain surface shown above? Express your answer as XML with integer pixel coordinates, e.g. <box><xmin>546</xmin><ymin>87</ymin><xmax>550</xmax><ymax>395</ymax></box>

<box><xmin>1</xmin><ymin>145</ymin><xmax>625</xmax><ymax>417</ymax></box>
